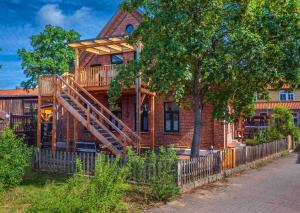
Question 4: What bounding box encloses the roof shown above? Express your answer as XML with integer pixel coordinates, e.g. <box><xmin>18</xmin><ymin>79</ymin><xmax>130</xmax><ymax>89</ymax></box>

<box><xmin>255</xmin><ymin>101</ymin><xmax>300</xmax><ymax>110</ymax></box>
<box><xmin>0</xmin><ymin>88</ymin><xmax>38</xmax><ymax>98</ymax></box>
<box><xmin>68</xmin><ymin>36</ymin><xmax>135</xmax><ymax>56</ymax></box>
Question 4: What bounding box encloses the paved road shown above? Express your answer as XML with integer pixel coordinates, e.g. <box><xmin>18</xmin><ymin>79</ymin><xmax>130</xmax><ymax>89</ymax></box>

<box><xmin>149</xmin><ymin>152</ymin><xmax>300</xmax><ymax>213</ymax></box>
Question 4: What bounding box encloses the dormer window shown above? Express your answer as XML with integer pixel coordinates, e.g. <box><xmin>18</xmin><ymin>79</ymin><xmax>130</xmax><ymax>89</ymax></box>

<box><xmin>279</xmin><ymin>90</ymin><xmax>295</xmax><ymax>101</ymax></box>
<box><xmin>125</xmin><ymin>24</ymin><xmax>134</xmax><ymax>34</ymax></box>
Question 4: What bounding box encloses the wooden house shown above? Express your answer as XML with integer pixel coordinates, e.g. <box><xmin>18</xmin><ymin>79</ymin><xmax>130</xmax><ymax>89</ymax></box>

<box><xmin>0</xmin><ymin>88</ymin><xmax>38</xmax><ymax>145</ymax></box>
<box><xmin>37</xmin><ymin>10</ymin><xmax>237</xmax><ymax>155</ymax></box>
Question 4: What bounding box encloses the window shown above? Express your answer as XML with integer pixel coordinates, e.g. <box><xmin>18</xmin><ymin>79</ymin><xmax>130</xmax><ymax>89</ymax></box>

<box><xmin>255</xmin><ymin>93</ymin><xmax>267</xmax><ymax>101</ymax></box>
<box><xmin>134</xmin><ymin>103</ymin><xmax>149</xmax><ymax>132</ymax></box>
<box><xmin>23</xmin><ymin>100</ymin><xmax>37</xmax><ymax>115</ymax></box>
<box><xmin>109</xmin><ymin>105</ymin><xmax>122</xmax><ymax>130</ymax></box>
<box><xmin>141</xmin><ymin>103</ymin><xmax>149</xmax><ymax>132</ymax></box>
<box><xmin>164</xmin><ymin>102</ymin><xmax>179</xmax><ymax>132</ymax></box>
<box><xmin>111</xmin><ymin>54</ymin><xmax>124</xmax><ymax>65</ymax></box>
<box><xmin>292</xmin><ymin>113</ymin><xmax>298</xmax><ymax>126</ymax></box>
<box><xmin>125</xmin><ymin>24</ymin><xmax>134</xmax><ymax>34</ymax></box>
<box><xmin>279</xmin><ymin>90</ymin><xmax>295</xmax><ymax>101</ymax></box>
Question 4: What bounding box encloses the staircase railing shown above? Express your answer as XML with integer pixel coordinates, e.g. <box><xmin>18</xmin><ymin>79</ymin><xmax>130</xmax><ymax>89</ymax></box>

<box><xmin>56</xmin><ymin>74</ymin><xmax>140</xmax><ymax>149</ymax></box>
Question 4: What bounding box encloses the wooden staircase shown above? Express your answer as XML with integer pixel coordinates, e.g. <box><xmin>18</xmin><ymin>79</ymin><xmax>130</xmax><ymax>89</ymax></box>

<box><xmin>53</xmin><ymin>74</ymin><xmax>140</xmax><ymax>156</ymax></box>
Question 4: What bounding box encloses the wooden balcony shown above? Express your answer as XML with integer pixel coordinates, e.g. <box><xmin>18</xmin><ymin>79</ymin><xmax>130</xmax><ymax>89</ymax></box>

<box><xmin>75</xmin><ymin>65</ymin><xmax>116</xmax><ymax>88</ymax></box>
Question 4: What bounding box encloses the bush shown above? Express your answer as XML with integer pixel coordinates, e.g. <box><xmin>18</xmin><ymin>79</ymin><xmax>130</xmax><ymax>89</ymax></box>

<box><xmin>272</xmin><ymin>106</ymin><xmax>300</xmax><ymax>140</ymax></box>
<box><xmin>27</xmin><ymin>155</ymin><xmax>129</xmax><ymax>213</ymax></box>
<box><xmin>127</xmin><ymin>146</ymin><xmax>179</xmax><ymax>202</ymax></box>
<box><xmin>0</xmin><ymin>126</ymin><xmax>32</xmax><ymax>191</ymax></box>
<box><xmin>245</xmin><ymin>138</ymin><xmax>261</xmax><ymax>146</ymax></box>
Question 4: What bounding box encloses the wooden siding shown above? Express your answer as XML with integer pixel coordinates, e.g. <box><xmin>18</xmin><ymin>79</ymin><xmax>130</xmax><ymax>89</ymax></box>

<box><xmin>0</xmin><ymin>98</ymin><xmax>37</xmax><ymax>115</ymax></box>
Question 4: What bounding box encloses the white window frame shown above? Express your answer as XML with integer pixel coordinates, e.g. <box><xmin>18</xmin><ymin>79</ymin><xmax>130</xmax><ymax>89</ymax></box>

<box><xmin>279</xmin><ymin>90</ymin><xmax>295</xmax><ymax>101</ymax></box>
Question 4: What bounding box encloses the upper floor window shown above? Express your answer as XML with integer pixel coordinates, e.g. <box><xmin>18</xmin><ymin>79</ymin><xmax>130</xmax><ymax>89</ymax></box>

<box><xmin>279</xmin><ymin>90</ymin><xmax>295</xmax><ymax>101</ymax></box>
<box><xmin>111</xmin><ymin>54</ymin><xmax>124</xmax><ymax>65</ymax></box>
<box><xmin>255</xmin><ymin>93</ymin><xmax>267</xmax><ymax>101</ymax></box>
<box><xmin>164</xmin><ymin>102</ymin><xmax>179</xmax><ymax>132</ymax></box>
<box><xmin>125</xmin><ymin>24</ymin><xmax>134</xmax><ymax>34</ymax></box>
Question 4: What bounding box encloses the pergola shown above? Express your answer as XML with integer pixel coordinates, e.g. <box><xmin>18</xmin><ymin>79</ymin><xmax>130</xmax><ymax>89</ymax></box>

<box><xmin>67</xmin><ymin>36</ymin><xmax>155</xmax><ymax>150</ymax></box>
<box><xmin>68</xmin><ymin>35</ymin><xmax>135</xmax><ymax>56</ymax></box>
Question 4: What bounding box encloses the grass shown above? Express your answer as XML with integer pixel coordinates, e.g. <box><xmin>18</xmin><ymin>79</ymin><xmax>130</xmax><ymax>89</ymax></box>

<box><xmin>0</xmin><ymin>171</ymin><xmax>68</xmax><ymax>213</ymax></box>
<box><xmin>0</xmin><ymin>171</ymin><xmax>159</xmax><ymax>213</ymax></box>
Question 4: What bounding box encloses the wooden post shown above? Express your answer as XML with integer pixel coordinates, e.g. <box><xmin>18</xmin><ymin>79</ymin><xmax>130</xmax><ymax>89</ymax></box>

<box><xmin>135</xmin><ymin>42</ymin><xmax>142</xmax><ymax>154</ymax></box>
<box><xmin>150</xmin><ymin>95</ymin><xmax>155</xmax><ymax>150</ymax></box>
<box><xmin>37</xmin><ymin>76</ymin><xmax>42</xmax><ymax>148</ymax></box>
<box><xmin>74</xmin><ymin>48</ymin><xmax>79</xmax><ymax>80</ymax></box>
<box><xmin>52</xmin><ymin>75</ymin><xmax>57</xmax><ymax>152</ymax></box>
<box><xmin>66</xmin><ymin>111</ymin><xmax>70</xmax><ymax>152</ymax></box>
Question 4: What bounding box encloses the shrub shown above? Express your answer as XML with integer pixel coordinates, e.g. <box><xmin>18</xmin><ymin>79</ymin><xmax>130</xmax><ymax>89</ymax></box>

<box><xmin>27</xmin><ymin>155</ymin><xmax>129</xmax><ymax>213</ymax></box>
<box><xmin>245</xmin><ymin>138</ymin><xmax>261</xmax><ymax>146</ymax></box>
<box><xmin>0</xmin><ymin>126</ymin><xmax>32</xmax><ymax>191</ymax></box>
<box><xmin>149</xmin><ymin>171</ymin><xmax>179</xmax><ymax>203</ymax></box>
<box><xmin>272</xmin><ymin>106</ymin><xmax>300</xmax><ymax>141</ymax></box>
<box><xmin>127</xmin><ymin>146</ymin><xmax>179</xmax><ymax>202</ymax></box>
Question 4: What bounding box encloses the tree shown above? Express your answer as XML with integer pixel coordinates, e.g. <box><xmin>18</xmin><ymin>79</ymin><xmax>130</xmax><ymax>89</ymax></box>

<box><xmin>18</xmin><ymin>25</ymin><xmax>80</xmax><ymax>88</ymax></box>
<box><xmin>109</xmin><ymin>0</ymin><xmax>300</xmax><ymax>158</ymax></box>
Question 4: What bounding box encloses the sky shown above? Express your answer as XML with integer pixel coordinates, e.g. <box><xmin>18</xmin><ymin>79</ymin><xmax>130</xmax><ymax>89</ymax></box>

<box><xmin>0</xmin><ymin>0</ymin><xmax>122</xmax><ymax>89</ymax></box>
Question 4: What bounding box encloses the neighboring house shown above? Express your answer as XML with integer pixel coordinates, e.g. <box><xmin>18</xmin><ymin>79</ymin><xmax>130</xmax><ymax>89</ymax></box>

<box><xmin>37</xmin><ymin>10</ymin><xmax>237</xmax><ymax>155</ymax></box>
<box><xmin>243</xmin><ymin>87</ymin><xmax>300</xmax><ymax>138</ymax></box>
<box><xmin>0</xmin><ymin>88</ymin><xmax>38</xmax><ymax>145</ymax></box>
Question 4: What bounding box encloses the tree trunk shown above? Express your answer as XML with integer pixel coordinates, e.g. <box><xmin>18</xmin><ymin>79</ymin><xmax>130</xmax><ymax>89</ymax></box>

<box><xmin>191</xmin><ymin>59</ymin><xmax>202</xmax><ymax>158</ymax></box>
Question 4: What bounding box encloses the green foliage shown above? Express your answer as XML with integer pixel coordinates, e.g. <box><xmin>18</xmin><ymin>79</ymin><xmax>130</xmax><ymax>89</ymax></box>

<box><xmin>149</xmin><ymin>171</ymin><xmax>179</xmax><ymax>203</ymax></box>
<box><xmin>0</xmin><ymin>127</ymin><xmax>32</xmax><ymax>191</ymax></box>
<box><xmin>245</xmin><ymin>127</ymin><xmax>283</xmax><ymax>146</ymax></box>
<box><xmin>272</xmin><ymin>106</ymin><xmax>300</xmax><ymax>141</ymax></box>
<box><xmin>127</xmin><ymin>146</ymin><xmax>179</xmax><ymax>202</ymax></box>
<box><xmin>18</xmin><ymin>25</ymin><xmax>80</xmax><ymax>88</ymax></box>
<box><xmin>110</xmin><ymin>0</ymin><xmax>300</xmax><ymax>120</ymax></box>
<box><xmin>27</xmin><ymin>154</ymin><xmax>129</xmax><ymax>213</ymax></box>
<box><xmin>109</xmin><ymin>0</ymin><xmax>300</xmax><ymax>156</ymax></box>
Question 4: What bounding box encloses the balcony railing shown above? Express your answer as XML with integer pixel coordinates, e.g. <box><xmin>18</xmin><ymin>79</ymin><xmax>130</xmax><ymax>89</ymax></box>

<box><xmin>75</xmin><ymin>65</ymin><xmax>116</xmax><ymax>88</ymax></box>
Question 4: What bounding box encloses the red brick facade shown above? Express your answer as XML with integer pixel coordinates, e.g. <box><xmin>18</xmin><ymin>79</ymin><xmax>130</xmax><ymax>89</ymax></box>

<box><xmin>64</xmin><ymin>10</ymin><xmax>235</xmax><ymax>150</ymax></box>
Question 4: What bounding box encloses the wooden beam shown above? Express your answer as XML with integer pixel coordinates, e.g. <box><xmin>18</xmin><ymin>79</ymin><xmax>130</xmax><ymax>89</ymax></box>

<box><xmin>107</xmin><ymin>44</ymin><xmax>123</xmax><ymax>52</ymax></box>
<box><xmin>141</xmin><ymin>94</ymin><xmax>146</xmax><ymax>105</ymax></box>
<box><xmin>37</xmin><ymin>76</ymin><xmax>42</xmax><ymax>148</ymax></box>
<box><xmin>150</xmin><ymin>95</ymin><xmax>155</xmax><ymax>150</ymax></box>
<box><xmin>66</xmin><ymin>111</ymin><xmax>70</xmax><ymax>152</ymax></box>
<box><xmin>94</xmin><ymin>46</ymin><xmax>111</xmax><ymax>53</ymax></box>
<box><xmin>75</xmin><ymin>48</ymin><xmax>79</xmax><ymax>76</ymax></box>
<box><xmin>52</xmin><ymin>76</ymin><xmax>57</xmax><ymax>152</ymax></box>
<box><xmin>119</xmin><ymin>43</ymin><xmax>135</xmax><ymax>50</ymax></box>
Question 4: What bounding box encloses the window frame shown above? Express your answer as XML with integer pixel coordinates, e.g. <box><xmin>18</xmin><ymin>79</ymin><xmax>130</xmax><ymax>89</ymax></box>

<box><xmin>164</xmin><ymin>102</ymin><xmax>180</xmax><ymax>133</ymax></box>
<box><xmin>292</xmin><ymin>112</ymin><xmax>298</xmax><ymax>127</ymax></box>
<box><xmin>125</xmin><ymin>24</ymin><xmax>134</xmax><ymax>34</ymax></box>
<box><xmin>279</xmin><ymin>90</ymin><xmax>295</xmax><ymax>101</ymax></box>
<box><xmin>140</xmin><ymin>103</ymin><xmax>149</xmax><ymax>132</ymax></box>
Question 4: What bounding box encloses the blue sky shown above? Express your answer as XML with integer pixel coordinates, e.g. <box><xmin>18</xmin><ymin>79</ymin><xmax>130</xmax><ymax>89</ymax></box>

<box><xmin>0</xmin><ymin>0</ymin><xmax>122</xmax><ymax>89</ymax></box>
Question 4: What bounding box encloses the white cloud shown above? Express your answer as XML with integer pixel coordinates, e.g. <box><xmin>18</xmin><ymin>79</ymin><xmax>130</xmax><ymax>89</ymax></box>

<box><xmin>38</xmin><ymin>4</ymin><xmax>65</xmax><ymax>26</ymax></box>
<box><xmin>37</xmin><ymin>4</ymin><xmax>93</xmax><ymax>28</ymax></box>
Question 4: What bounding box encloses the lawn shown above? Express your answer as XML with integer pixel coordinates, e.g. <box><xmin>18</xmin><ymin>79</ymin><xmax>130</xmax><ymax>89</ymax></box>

<box><xmin>0</xmin><ymin>171</ymin><xmax>68</xmax><ymax>212</ymax></box>
<box><xmin>0</xmin><ymin>171</ymin><xmax>159</xmax><ymax>213</ymax></box>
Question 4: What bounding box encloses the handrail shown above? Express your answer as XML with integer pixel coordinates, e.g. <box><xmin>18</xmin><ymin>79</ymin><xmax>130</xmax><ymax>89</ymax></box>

<box><xmin>56</xmin><ymin>75</ymin><xmax>136</xmax><ymax>146</ymax></box>
<box><xmin>66</xmin><ymin>74</ymin><xmax>141</xmax><ymax>146</ymax></box>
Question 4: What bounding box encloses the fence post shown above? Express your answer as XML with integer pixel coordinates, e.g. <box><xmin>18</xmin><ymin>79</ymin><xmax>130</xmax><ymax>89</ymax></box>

<box><xmin>177</xmin><ymin>161</ymin><xmax>181</xmax><ymax>187</ymax></box>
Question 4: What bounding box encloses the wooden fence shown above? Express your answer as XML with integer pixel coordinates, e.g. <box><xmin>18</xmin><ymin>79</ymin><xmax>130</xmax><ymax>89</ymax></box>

<box><xmin>34</xmin><ymin>139</ymin><xmax>288</xmax><ymax>188</ymax></box>
<box><xmin>177</xmin><ymin>139</ymin><xmax>287</xmax><ymax>187</ymax></box>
